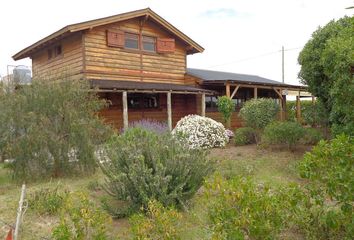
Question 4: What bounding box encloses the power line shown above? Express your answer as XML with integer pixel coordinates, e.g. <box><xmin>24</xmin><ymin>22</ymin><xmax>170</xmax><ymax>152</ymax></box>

<box><xmin>206</xmin><ymin>47</ymin><xmax>302</xmax><ymax>69</ymax></box>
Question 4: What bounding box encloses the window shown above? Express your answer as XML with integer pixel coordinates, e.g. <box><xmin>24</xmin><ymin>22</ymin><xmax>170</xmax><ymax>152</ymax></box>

<box><xmin>124</xmin><ymin>33</ymin><xmax>139</xmax><ymax>50</ymax></box>
<box><xmin>127</xmin><ymin>94</ymin><xmax>160</xmax><ymax>109</ymax></box>
<box><xmin>54</xmin><ymin>45</ymin><xmax>62</xmax><ymax>57</ymax></box>
<box><xmin>143</xmin><ymin>94</ymin><xmax>159</xmax><ymax>108</ymax></box>
<box><xmin>232</xmin><ymin>98</ymin><xmax>245</xmax><ymax>109</ymax></box>
<box><xmin>205</xmin><ymin>96</ymin><xmax>218</xmax><ymax>111</ymax></box>
<box><xmin>128</xmin><ymin>94</ymin><xmax>141</xmax><ymax>109</ymax></box>
<box><xmin>47</xmin><ymin>49</ymin><xmax>53</xmax><ymax>60</ymax></box>
<box><xmin>142</xmin><ymin>36</ymin><xmax>156</xmax><ymax>52</ymax></box>
<box><xmin>47</xmin><ymin>45</ymin><xmax>62</xmax><ymax>60</ymax></box>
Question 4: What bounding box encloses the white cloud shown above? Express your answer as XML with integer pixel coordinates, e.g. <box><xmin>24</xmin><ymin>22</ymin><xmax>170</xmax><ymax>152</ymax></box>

<box><xmin>0</xmin><ymin>0</ymin><xmax>352</xmax><ymax>85</ymax></box>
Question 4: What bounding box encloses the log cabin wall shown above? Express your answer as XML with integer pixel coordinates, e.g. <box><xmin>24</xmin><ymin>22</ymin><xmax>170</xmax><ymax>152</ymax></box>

<box><xmin>31</xmin><ymin>33</ymin><xmax>84</xmax><ymax>81</ymax></box>
<box><xmin>98</xmin><ymin>92</ymin><xmax>197</xmax><ymax>130</ymax></box>
<box><xmin>83</xmin><ymin>18</ymin><xmax>190</xmax><ymax>85</ymax></box>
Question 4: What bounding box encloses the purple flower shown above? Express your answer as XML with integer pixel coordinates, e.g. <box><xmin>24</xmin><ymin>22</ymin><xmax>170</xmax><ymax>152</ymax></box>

<box><xmin>122</xmin><ymin>119</ymin><xmax>168</xmax><ymax>134</ymax></box>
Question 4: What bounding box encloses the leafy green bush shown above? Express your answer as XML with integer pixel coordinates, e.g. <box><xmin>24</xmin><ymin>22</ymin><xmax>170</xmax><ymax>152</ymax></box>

<box><xmin>263</xmin><ymin>121</ymin><xmax>305</xmax><ymax>149</ymax></box>
<box><xmin>217</xmin><ymin>96</ymin><xmax>235</xmax><ymax>128</ymax></box>
<box><xmin>234</xmin><ymin>127</ymin><xmax>256</xmax><ymax>145</ymax></box>
<box><xmin>205</xmin><ymin>175</ymin><xmax>290</xmax><ymax>239</ymax></box>
<box><xmin>52</xmin><ymin>192</ymin><xmax>111</xmax><ymax>240</ymax></box>
<box><xmin>0</xmin><ymin>79</ymin><xmax>112</xmax><ymax>181</ymax></box>
<box><xmin>100</xmin><ymin>127</ymin><xmax>214</xmax><ymax>217</ymax></box>
<box><xmin>239</xmin><ymin>98</ymin><xmax>279</xmax><ymax>142</ymax></box>
<box><xmin>298</xmin><ymin>135</ymin><xmax>353</xmax><ymax>213</ymax></box>
<box><xmin>296</xmin><ymin>135</ymin><xmax>353</xmax><ymax>239</ymax></box>
<box><xmin>28</xmin><ymin>185</ymin><xmax>69</xmax><ymax>215</ymax></box>
<box><xmin>129</xmin><ymin>200</ymin><xmax>182</xmax><ymax>240</ymax></box>
<box><xmin>301</xmin><ymin>128</ymin><xmax>324</xmax><ymax>145</ymax></box>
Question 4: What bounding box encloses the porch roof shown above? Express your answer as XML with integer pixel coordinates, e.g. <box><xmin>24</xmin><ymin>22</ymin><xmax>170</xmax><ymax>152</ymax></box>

<box><xmin>187</xmin><ymin>68</ymin><xmax>307</xmax><ymax>90</ymax></box>
<box><xmin>90</xmin><ymin>79</ymin><xmax>214</xmax><ymax>94</ymax></box>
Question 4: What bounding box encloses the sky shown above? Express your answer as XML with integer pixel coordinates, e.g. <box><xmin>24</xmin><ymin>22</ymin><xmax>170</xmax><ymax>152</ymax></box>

<box><xmin>0</xmin><ymin>0</ymin><xmax>352</xmax><ymax>85</ymax></box>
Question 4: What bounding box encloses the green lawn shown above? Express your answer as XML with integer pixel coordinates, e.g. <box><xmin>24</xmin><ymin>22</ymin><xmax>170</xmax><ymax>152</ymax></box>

<box><xmin>0</xmin><ymin>144</ymin><xmax>308</xmax><ymax>240</ymax></box>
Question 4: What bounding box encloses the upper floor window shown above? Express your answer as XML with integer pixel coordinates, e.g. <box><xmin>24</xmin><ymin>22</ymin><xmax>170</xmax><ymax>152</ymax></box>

<box><xmin>142</xmin><ymin>36</ymin><xmax>156</xmax><ymax>52</ymax></box>
<box><xmin>47</xmin><ymin>45</ymin><xmax>62</xmax><ymax>60</ymax></box>
<box><xmin>124</xmin><ymin>33</ymin><xmax>139</xmax><ymax>50</ymax></box>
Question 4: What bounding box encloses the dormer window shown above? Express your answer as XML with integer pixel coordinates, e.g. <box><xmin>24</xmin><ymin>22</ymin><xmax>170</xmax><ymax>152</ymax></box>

<box><xmin>124</xmin><ymin>33</ymin><xmax>139</xmax><ymax>50</ymax></box>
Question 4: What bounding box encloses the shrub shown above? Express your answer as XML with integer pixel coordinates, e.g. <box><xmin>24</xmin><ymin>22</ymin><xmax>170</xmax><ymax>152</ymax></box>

<box><xmin>52</xmin><ymin>191</ymin><xmax>111</xmax><ymax>240</ymax></box>
<box><xmin>0</xmin><ymin>79</ymin><xmax>112</xmax><ymax>181</ymax></box>
<box><xmin>28</xmin><ymin>185</ymin><xmax>69</xmax><ymax>215</ymax></box>
<box><xmin>263</xmin><ymin>121</ymin><xmax>305</xmax><ymax>149</ymax></box>
<box><xmin>298</xmin><ymin>135</ymin><xmax>353</xmax><ymax>213</ymax></box>
<box><xmin>301</xmin><ymin>128</ymin><xmax>324</xmax><ymax>145</ymax></box>
<box><xmin>205</xmin><ymin>175</ymin><xmax>289</xmax><ymax>239</ymax></box>
<box><xmin>234</xmin><ymin>127</ymin><xmax>256</xmax><ymax>145</ymax></box>
<box><xmin>100</xmin><ymin>127</ymin><xmax>214</xmax><ymax>217</ymax></box>
<box><xmin>172</xmin><ymin>114</ymin><xmax>228</xmax><ymax>149</ymax></box>
<box><xmin>217</xmin><ymin>96</ymin><xmax>235</xmax><ymax>128</ymax></box>
<box><xmin>239</xmin><ymin>98</ymin><xmax>279</xmax><ymax>130</ymax></box>
<box><xmin>129</xmin><ymin>200</ymin><xmax>182</xmax><ymax>240</ymax></box>
<box><xmin>124</xmin><ymin>119</ymin><xmax>168</xmax><ymax>134</ymax></box>
<box><xmin>296</xmin><ymin>135</ymin><xmax>354</xmax><ymax>239</ymax></box>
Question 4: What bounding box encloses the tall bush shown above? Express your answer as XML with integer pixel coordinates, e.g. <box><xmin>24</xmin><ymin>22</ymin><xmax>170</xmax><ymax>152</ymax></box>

<box><xmin>217</xmin><ymin>96</ymin><xmax>235</xmax><ymax>128</ymax></box>
<box><xmin>239</xmin><ymin>98</ymin><xmax>279</xmax><ymax>142</ymax></box>
<box><xmin>100</xmin><ymin>127</ymin><xmax>214</xmax><ymax>217</ymax></box>
<box><xmin>0</xmin><ymin>79</ymin><xmax>111</xmax><ymax>181</ymax></box>
<box><xmin>298</xmin><ymin>16</ymin><xmax>354</xmax><ymax>135</ymax></box>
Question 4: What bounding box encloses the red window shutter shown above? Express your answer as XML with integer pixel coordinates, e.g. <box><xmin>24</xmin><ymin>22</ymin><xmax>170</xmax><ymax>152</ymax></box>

<box><xmin>156</xmin><ymin>38</ymin><xmax>175</xmax><ymax>53</ymax></box>
<box><xmin>107</xmin><ymin>30</ymin><xmax>124</xmax><ymax>48</ymax></box>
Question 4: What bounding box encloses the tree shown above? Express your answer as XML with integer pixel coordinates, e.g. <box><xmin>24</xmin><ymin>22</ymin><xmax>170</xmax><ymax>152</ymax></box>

<box><xmin>298</xmin><ymin>16</ymin><xmax>354</xmax><ymax>136</ymax></box>
<box><xmin>0</xmin><ymin>79</ymin><xmax>112</xmax><ymax>181</ymax></box>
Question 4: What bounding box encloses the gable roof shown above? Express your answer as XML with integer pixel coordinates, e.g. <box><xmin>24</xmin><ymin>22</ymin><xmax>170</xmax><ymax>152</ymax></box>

<box><xmin>187</xmin><ymin>68</ymin><xmax>306</xmax><ymax>89</ymax></box>
<box><xmin>13</xmin><ymin>8</ymin><xmax>204</xmax><ymax>60</ymax></box>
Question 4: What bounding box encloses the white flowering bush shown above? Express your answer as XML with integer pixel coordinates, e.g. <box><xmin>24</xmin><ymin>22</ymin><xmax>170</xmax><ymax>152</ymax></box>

<box><xmin>172</xmin><ymin>115</ymin><xmax>228</xmax><ymax>149</ymax></box>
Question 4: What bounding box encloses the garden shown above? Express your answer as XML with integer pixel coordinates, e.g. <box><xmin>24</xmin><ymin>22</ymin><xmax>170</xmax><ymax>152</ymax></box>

<box><xmin>0</xmin><ymin>16</ymin><xmax>353</xmax><ymax>240</ymax></box>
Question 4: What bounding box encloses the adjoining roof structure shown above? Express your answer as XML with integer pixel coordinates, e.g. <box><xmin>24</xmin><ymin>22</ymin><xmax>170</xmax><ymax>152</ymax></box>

<box><xmin>13</xmin><ymin>8</ymin><xmax>204</xmax><ymax>60</ymax></box>
<box><xmin>90</xmin><ymin>79</ymin><xmax>214</xmax><ymax>94</ymax></box>
<box><xmin>187</xmin><ymin>68</ymin><xmax>307</xmax><ymax>90</ymax></box>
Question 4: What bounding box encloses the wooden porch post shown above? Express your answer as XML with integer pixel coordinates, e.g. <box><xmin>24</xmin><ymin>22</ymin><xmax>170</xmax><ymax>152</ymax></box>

<box><xmin>226</xmin><ymin>82</ymin><xmax>230</xmax><ymax>98</ymax></box>
<box><xmin>254</xmin><ymin>87</ymin><xmax>258</xmax><ymax>99</ymax></box>
<box><xmin>201</xmin><ymin>93</ymin><xmax>206</xmax><ymax>117</ymax></box>
<box><xmin>167</xmin><ymin>92</ymin><xmax>172</xmax><ymax>131</ymax></box>
<box><xmin>122</xmin><ymin>91</ymin><xmax>128</xmax><ymax>129</ymax></box>
<box><xmin>296</xmin><ymin>92</ymin><xmax>301</xmax><ymax>122</ymax></box>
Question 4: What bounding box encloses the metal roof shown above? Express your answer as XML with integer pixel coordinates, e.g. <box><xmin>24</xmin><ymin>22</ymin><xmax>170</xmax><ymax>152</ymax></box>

<box><xmin>187</xmin><ymin>68</ymin><xmax>305</xmax><ymax>88</ymax></box>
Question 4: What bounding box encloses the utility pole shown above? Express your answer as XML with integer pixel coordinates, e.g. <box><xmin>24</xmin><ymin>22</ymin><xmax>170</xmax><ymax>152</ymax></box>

<box><xmin>282</xmin><ymin>46</ymin><xmax>284</xmax><ymax>83</ymax></box>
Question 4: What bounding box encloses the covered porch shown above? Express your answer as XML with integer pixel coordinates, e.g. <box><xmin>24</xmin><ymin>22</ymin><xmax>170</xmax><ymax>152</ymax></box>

<box><xmin>90</xmin><ymin>80</ymin><xmax>214</xmax><ymax>130</ymax></box>
<box><xmin>187</xmin><ymin>68</ymin><xmax>310</xmax><ymax>129</ymax></box>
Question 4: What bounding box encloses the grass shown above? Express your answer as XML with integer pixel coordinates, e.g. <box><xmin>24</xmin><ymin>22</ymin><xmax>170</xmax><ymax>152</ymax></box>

<box><xmin>0</xmin><ymin>144</ymin><xmax>308</xmax><ymax>239</ymax></box>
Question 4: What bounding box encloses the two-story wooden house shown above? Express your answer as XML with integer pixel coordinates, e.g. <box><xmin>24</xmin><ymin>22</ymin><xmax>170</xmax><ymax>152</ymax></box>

<box><xmin>13</xmin><ymin>8</ymin><xmax>307</xmax><ymax>130</ymax></box>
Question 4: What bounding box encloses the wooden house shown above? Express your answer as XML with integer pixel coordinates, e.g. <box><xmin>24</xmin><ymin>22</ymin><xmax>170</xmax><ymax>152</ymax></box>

<box><xmin>13</xmin><ymin>8</ymin><xmax>307</xmax><ymax>130</ymax></box>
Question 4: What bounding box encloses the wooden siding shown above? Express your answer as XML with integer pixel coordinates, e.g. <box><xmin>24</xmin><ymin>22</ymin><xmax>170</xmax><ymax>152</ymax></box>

<box><xmin>98</xmin><ymin>92</ymin><xmax>197</xmax><ymax>130</ymax></box>
<box><xmin>83</xmin><ymin>18</ymin><xmax>192</xmax><ymax>85</ymax></box>
<box><xmin>32</xmin><ymin>33</ymin><xmax>83</xmax><ymax>81</ymax></box>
